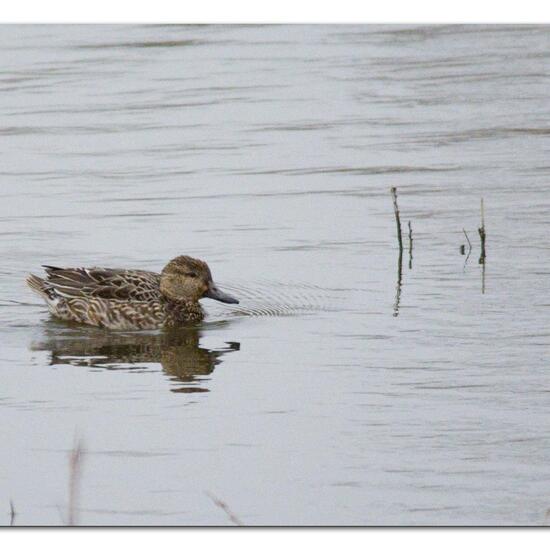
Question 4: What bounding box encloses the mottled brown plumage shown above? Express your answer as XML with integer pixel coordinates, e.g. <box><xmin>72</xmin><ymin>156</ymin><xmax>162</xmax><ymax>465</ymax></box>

<box><xmin>26</xmin><ymin>255</ymin><xmax>239</xmax><ymax>330</ymax></box>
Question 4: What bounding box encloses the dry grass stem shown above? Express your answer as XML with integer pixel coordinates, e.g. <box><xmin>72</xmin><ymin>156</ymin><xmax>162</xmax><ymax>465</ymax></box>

<box><xmin>206</xmin><ymin>491</ymin><xmax>243</xmax><ymax>526</ymax></box>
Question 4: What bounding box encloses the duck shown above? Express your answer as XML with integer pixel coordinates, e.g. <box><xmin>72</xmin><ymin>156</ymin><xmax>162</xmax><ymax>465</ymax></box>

<box><xmin>26</xmin><ymin>255</ymin><xmax>239</xmax><ymax>330</ymax></box>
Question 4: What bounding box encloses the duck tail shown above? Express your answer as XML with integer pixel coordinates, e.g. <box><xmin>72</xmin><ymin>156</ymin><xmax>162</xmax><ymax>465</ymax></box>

<box><xmin>26</xmin><ymin>273</ymin><xmax>57</xmax><ymax>301</ymax></box>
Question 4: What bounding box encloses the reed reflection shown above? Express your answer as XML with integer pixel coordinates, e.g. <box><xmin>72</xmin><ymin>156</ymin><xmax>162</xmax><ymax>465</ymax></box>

<box><xmin>31</xmin><ymin>322</ymin><xmax>240</xmax><ymax>393</ymax></box>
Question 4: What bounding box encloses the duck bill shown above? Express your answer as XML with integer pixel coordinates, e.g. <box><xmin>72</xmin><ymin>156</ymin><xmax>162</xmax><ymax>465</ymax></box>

<box><xmin>205</xmin><ymin>283</ymin><xmax>239</xmax><ymax>304</ymax></box>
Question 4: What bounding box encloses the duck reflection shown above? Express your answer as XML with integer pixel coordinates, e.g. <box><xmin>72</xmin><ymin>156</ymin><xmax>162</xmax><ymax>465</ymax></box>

<box><xmin>31</xmin><ymin>321</ymin><xmax>240</xmax><ymax>393</ymax></box>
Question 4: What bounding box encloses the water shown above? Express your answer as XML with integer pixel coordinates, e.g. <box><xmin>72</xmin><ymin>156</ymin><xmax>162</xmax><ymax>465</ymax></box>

<box><xmin>1</xmin><ymin>24</ymin><xmax>550</xmax><ymax>526</ymax></box>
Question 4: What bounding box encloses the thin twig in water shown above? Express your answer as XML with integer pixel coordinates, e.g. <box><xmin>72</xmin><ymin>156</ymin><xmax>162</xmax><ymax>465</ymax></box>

<box><xmin>478</xmin><ymin>198</ymin><xmax>486</xmax><ymax>264</ymax></box>
<box><xmin>205</xmin><ymin>491</ymin><xmax>243</xmax><ymax>526</ymax></box>
<box><xmin>390</xmin><ymin>187</ymin><xmax>403</xmax><ymax>252</ymax></box>
<box><xmin>9</xmin><ymin>500</ymin><xmax>16</xmax><ymax>526</ymax></box>
<box><xmin>478</xmin><ymin>198</ymin><xmax>486</xmax><ymax>293</ymax></box>
<box><xmin>462</xmin><ymin>228</ymin><xmax>472</xmax><ymax>268</ymax></box>
<box><xmin>393</xmin><ymin>247</ymin><xmax>403</xmax><ymax>317</ymax></box>
<box><xmin>68</xmin><ymin>438</ymin><xmax>85</xmax><ymax>526</ymax></box>
<box><xmin>462</xmin><ymin>228</ymin><xmax>472</xmax><ymax>251</ymax></box>
<box><xmin>390</xmin><ymin>187</ymin><xmax>404</xmax><ymax>316</ymax></box>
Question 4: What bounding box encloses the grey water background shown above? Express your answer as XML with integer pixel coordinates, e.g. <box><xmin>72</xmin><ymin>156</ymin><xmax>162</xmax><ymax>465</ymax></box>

<box><xmin>1</xmin><ymin>24</ymin><xmax>550</xmax><ymax>526</ymax></box>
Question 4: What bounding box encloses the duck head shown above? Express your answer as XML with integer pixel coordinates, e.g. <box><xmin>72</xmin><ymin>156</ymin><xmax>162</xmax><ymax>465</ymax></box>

<box><xmin>160</xmin><ymin>255</ymin><xmax>239</xmax><ymax>305</ymax></box>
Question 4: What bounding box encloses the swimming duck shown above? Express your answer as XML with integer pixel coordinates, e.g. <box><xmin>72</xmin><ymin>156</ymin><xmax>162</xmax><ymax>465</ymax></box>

<box><xmin>26</xmin><ymin>255</ymin><xmax>239</xmax><ymax>330</ymax></box>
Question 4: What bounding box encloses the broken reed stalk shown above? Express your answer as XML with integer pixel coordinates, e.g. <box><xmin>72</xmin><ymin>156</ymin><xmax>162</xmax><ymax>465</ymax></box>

<box><xmin>477</xmin><ymin>198</ymin><xmax>486</xmax><ymax>294</ymax></box>
<box><xmin>478</xmin><ymin>198</ymin><xmax>486</xmax><ymax>265</ymax></box>
<box><xmin>9</xmin><ymin>500</ymin><xmax>16</xmax><ymax>526</ymax></box>
<box><xmin>390</xmin><ymin>187</ymin><xmax>404</xmax><ymax>316</ymax></box>
<box><xmin>461</xmin><ymin>228</ymin><xmax>472</xmax><ymax>267</ymax></box>
<box><xmin>462</xmin><ymin>228</ymin><xmax>472</xmax><ymax>252</ymax></box>
<box><xmin>68</xmin><ymin>438</ymin><xmax>85</xmax><ymax>526</ymax></box>
<box><xmin>393</xmin><ymin>247</ymin><xmax>402</xmax><ymax>317</ymax></box>
<box><xmin>206</xmin><ymin>491</ymin><xmax>244</xmax><ymax>526</ymax></box>
<box><xmin>390</xmin><ymin>187</ymin><xmax>403</xmax><ymax>252</ymax></box>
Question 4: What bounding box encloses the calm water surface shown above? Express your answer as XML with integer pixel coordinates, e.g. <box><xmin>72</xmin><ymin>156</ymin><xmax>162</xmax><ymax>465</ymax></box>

<box><xmin>1</xmin><ymin>24</ymin><xmax>550</xmax><ymax>525</ymax></box>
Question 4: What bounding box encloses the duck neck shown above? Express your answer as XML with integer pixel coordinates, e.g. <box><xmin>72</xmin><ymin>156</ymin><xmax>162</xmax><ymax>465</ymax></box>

<box><xmin>163</xmin><ymin>297</ymin><xmax>204</xmax><ymax>325</ymax></box>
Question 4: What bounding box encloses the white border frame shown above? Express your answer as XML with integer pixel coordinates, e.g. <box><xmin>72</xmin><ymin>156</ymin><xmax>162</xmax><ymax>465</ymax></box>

<box><xmin>1</xmin><ymin>1</ymin><xmax>550</xmax><ymax>23</ymax></box>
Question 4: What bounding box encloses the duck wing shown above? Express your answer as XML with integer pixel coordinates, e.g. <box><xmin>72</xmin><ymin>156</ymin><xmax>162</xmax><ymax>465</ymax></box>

<box><xmin>42</xmin><ymin>265</ymin><xmax>161</xmax><ymax>302</ymax></box>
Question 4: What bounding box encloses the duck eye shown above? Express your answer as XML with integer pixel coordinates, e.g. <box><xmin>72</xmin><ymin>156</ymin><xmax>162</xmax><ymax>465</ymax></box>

<box><xmin>185</xmin><ymin>272</ymin><xmax>197</xmax><ymax>278</ymax></box>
